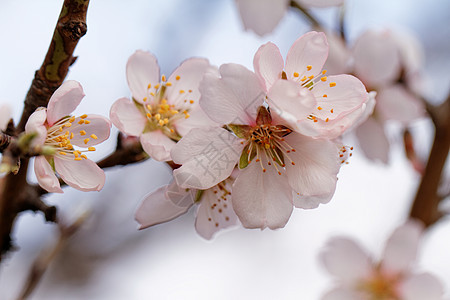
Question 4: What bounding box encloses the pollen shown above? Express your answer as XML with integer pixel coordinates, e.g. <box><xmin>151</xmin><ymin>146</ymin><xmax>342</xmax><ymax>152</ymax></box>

<box><xmin>329</xmin><ymin>82</ymin><xmax>336</xmax><ymax>87</ymax></box>
<box><xmin>330</xmin><ymin>109</ymin><xmax>334</xmax><ymax>113</ymax></box>
<box><xmin>84</xmin><ymin>138</ymin><xmax>90</xmax><ymax>144</ymax></box>
<box><xmin>147</xmin><ymin>83</ymin><xmax>152</xmax><ymax>89</ymax></box>
<box><xmin>143</xmin><ymin>97</ymin><xmax>148</xmax><ymax>102</ymax></box>
<box><xmin>84</xmin><ymin>120</ymin><xmax>91</xmax><ymax>124</ymax></box>
<box><xmin>74</xmin><ymin>157</ymin><xmax>82</xmax><ymax>161</ymax></box>
<box><xmin>322</xmin><ymin>70</ymin><xmax>327</xmax><ymax>74</ymax></box>
<box><xmin>326</xmin><ymin>118</ymin><xmax>329</xmax><ymax>122</ymax></box>
<box><xmin>179</xmin><ymin>90</ymin><xmax>185</xmax><ymax>94</ymax></box>
<box><xmin>323</xmin><ymin>94</ymin><xmax>328</xmax><ymax>98</ymax></box>
<box><xmin>161</xmin><ymin>75</ymin><xmax>166</xmax><ymax>82</ymax></box>
<box><xmin>321</xmin><ymin>76</ymin><xmax>327</xmax><ymax>82</ymax></box>
<box><xmin>293</xmin><ymin>72</ymin><xmax>299</xmax><ymax>77</ymax></box>
<box><xmin>307</xmin><ymin>65</ymin><xmax>312</xmax><ymax>71</ymax></box>
<box><xmin>317</xmin><ymin>106</ymin><xmax>323</xmax><ymax>110</ymax></box>
<box><xmin>189</xmin><ymin>100</ymin><xmax>194</xmax><ymax>104</ymax></box>
<box><xmin>80</xmin><ymin>130</ymin><xmax>86</xmax><ymax>136</ymax></box>
<box><xmin>88</xmin><ymin>147</ymin><xmax>96</xmax><ymax>151</ymax></box>
<box><xmin>175</xmin><ymin>75</ymin><xmax>180</xmax><ymax>81</ymax></box>
<box><xmin>80</xmin><ymin>114</ymin><xmax>88</xmax><ymax>119</ymax></box>
<box><xmin>59</xmin><ymin>151</ymin><xmax>67</xmax><ymax>155</ymax></box>
<box><xmin>78</xmin><ymin>120</ymin><xmax>85</xmax><ymax>125</ymax></box>
<box><xmin>90</xmin><ymin>134</ymin><xmax>98</xmax><ymax>139</ymax></box>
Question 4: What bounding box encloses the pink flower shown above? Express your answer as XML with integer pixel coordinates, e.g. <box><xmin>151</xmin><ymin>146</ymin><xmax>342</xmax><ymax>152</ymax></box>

<box><xmin>253</xmin><ymin>31</ymin><xmax>369</xmax><ymax>139</ymax></box>
<box><xmin>171</xmin><ymin>57</ymin><xmax>360</xmax><ymax>229</ymax></box>
<box><xmin>0</xmin><ymin>104</ymin><xmax>11</xmax><ymax>131</ymax></box>
<box><xmin>135</xmin><ymin>175</ymin><xmax>238</xmax><ymax>240</ymax></box>
<box><xmin>320</xmin><ymin>221</ymin><xmax>444</xmax><ymax>300</ymax></box>
<box><xmin>235</xmin><ymin>0</ymin><xmax>344</xmax><ymax>36</ymax></box>
<box><xmin>25</xmin><ymin>80</ymin><xmax>111</xmax><ymax>193</ymax></box>
<box><xmin>349</xmin><ymin>29</ymin><xmax>426</xmax><ymax>163</ymax></box>
<box><xmin>110</xmin><ymin>50</ymin><xmax>215</xmax><ymax>162</ymax></box>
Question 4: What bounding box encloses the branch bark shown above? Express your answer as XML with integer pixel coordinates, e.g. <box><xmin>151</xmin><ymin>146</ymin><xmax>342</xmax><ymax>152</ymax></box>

<box><xmin>0</xmin><ymin>0</ymin><xmax>90</xmax><ymax>261</ymax></box>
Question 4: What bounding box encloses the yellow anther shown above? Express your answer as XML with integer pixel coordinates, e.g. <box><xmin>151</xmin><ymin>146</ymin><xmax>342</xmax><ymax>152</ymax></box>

<box><xmin>69</xmin><ymin>116</ymin><xmax>76</xmax><ymax>123</ymax></box>
<box><xmin>147</xmin><ymin>83</ymin><xmax>152</xmax><ymax>89</ymax></box>
<box><xmin>90</xmin><ymin>134</ymin><xmax>98</xmax><ymax>140</ymax></box>
<box><xmin>158</xmin><ymin>120</ymin><xmax>164</xmax><ymax>126</ymax></box>
<box><xmin>188</xmin><ymin>89</ymin><xmax>192</xmax><ymax>93</ymax></box>
<box><xmin>330</xmin><ymin>109</ymin><xmax>334</xmax><ymax>113</ymax></box>
<box><xmin>78</xmin><ymin>119</ymin><xmax>85</xmax><ymax>125</ymax></box>
<box><xmin>163</xmin><ymin>118</ymin><xmax>169</xmax><ymax>124</ymax></box>
<box><xmin>59</xmin><ymin>151</ymin><xmax>67</xmax><ymax>156</ymax></box>
<box><xmin>170</xmin><ymin>109</ymin><xmax>179</xmax><ymax>114</ymax></box>
<box><xmin>301</xmin><ymin>76</ymin><xmax>307</xmax><ymax>82</ymax></box>
<box><xmin>317</xmin><ymin>106</ymin><xmax>323</xmax><ymax>110</ymax></box>
<box><xmin>143</xmin><ymin>97</ymin><xmax>148</xmax><ymax>102</ymax></box>
<box><xmin>74</xmin><ymin>151</ymin><xmax>79</xmax><ymax>158</ymax></box>
<box><xmin>155</xmin><ymin>113</ymin><xmax>161</xmax><ymax>121</ymax></box>
<box><xmin>70</xmin><ymin>132</ymin><xmax>74</xmax><ymax>139</ymax></box>
<box><xmin>88</xmin><ymin>147</ymin><xmax>96</xmax><ymax>151</ymax></box>
<box><xmin>64</xmin><ymin>123</ymin><xmax>72</xmax><ymax>127</ymax></box>
<box><xmin>321</xmin><ymin>76</ymin><xmax>327</xmax><ymax>82</ymax></box>
<box><xmin>66</xmin><ymin>145</ymin><xmax>73</xmax><ymax>150</ymax></box>
<box><xmin>330</xmin><ymin>82</ymin><xmax>336</xmax><ymax>87</ymax></box>
<box><xmin>74</xmin><ymin>157</ymin><xmax>82</xmax><ymax>161</ymax></box>
<box><xmin>189</xmin><ymin>100</ymin><xmax>194</xmax><ymax>104</ymax></box>
<box><xmin>80</xmin><ymin>114</ymin><xmax>88</xmax><ymax>119</ymax></box>
<box><xmin>307</xmin><ymin>65</ymin><xmax>312</xmax><ymax>71</ymax></box>
<box><xmin>84</xmin><ymin>138</ymin><xmax>90</xmax><ymax>144</ymax></box>
<box><xmin>322</xmin><ymin>70</ymin><xmax>327</xmax><ymax>75</ymax></box>
<box><xmin>59</xmin><ymin>127</ymin><xmax>63</xmax><ymax>132</ymax></box>
<box><xmin>147</xmin><ymin>113</ymin><xmax>152</xmax><ymax>118</ymax></box>
<box><xmin>161</xmin><ymin>99</ymin><xmax>168</xmax><ymax>104</ymax></box>
<box><xmin>146</xmin><ymin>104</ymin><xmax>152</xmax><ymax>110</ymax></box>
<box><xmin>293</xmin><ymin>72</ymin><xmax>299</xmax><ymax>77</ymax></box>
<box><xmin>150</xmin><ymin>92</ymin><xmax>155</xmax><ymax>97</ymax></box>
<box><xmin>81</xmin><ymin>154</ymin><xmax>87</xmax><ymax>159</ymax></box>
<box><xmin>265</xmin><ymin>143</ymin><xmax>270</xmax><ymax>149</ymax></box>
<box><xmin>308</xmin><ymin>75</ymin><xmax>314</xmax><ymax>80</ymax></box>
<box><xmin>179</xmin><ymin>90</ymin><xmax>185</xmax><ymax>94</ymax></box>
<box><xmin>166</xmin><ymin>82</ymin><xmax>172</xmax><ymax>86</ymax></box>
<box><xmin>170</xmin><ymin>128</ymin><xmax>174</xmax><ymax>133</ymax></box>
<box><xmin>80</xmin><ymin>130</ymin><xmax>86</xmax><ymax>136</ymax></box>
<box><xmin>184</xmin><ymin>113</ymin><xmax>190</xmax><ymax>119</ymax></box>
<box><xmin>326</xmin><ymin>118</ymin><xmax>329</xmax><ymax>122</ymax></box>
<box><xmin>154</xmin><ymin>84</ymin><xmax>160</xmax><ymax>89</ymax></box>
<box><xmin>323</xmin><ymin>94</ymin><xmax>328</xmax><ymax>98</ymax></box>
<box><xmin>84</xmin><ymin>120</ymin><xmax>91</xmax><ymax>124</ymax></box>
<box><xmin>175</xmin><ymin>75</ymin><xmax>180</xmax><ymax>80</ymax></box>
<box><xmin>162</xmin><ymin>75</ymin><xmax>166</xmax><ymax>82</ymax></box>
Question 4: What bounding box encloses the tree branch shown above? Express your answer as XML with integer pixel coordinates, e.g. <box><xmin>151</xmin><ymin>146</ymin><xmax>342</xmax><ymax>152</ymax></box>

<box><xmin>0</xmin><ymin>0</ymin><xmax>90</xmax><ymax>261</ymax></box>
<box><xmin>289</xmin><ymin>1</ymin><xmax>321</xmax><ymax>28</ymax></box>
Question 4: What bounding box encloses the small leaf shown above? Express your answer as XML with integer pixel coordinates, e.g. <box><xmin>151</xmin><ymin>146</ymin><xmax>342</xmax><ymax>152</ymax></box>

<box><xmin>228</xmin><ymin>124</ymin><xmax>251</xmax><ymax>139</ymax></box>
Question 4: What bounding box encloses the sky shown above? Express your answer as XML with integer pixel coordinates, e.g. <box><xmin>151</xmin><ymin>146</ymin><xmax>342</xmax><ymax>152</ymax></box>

<box><xmin>0</xmin><ymin>0</ymin><xmax>449</xmax><ymax>299</ymax></box>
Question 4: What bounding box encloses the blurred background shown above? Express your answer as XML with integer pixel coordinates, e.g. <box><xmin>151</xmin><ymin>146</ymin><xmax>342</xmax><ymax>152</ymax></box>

<box><xmin>0</xmin><ymin>0</ymin><xmax>449</xmax><ymax>299</ymax></box>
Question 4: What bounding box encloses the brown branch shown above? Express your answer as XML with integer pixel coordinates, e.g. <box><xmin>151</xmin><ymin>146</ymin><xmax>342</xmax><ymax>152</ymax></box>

<box><xmin>0</xmin><ymin>0</ymin><xmax>90</xmax><ymax>261</ymax></box>
<box><xmin>409</xmin><ymin>94</ymin><xmax>450</xmax><ymax>227</ymax></box>
<box><xmin>289</xmin><ymin>1</ymin><xmax>321</xmax><ymax>28</ymax></box>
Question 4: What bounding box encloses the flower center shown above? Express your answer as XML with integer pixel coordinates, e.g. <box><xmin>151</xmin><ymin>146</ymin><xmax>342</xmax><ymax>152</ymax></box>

<box><xmin>140</xmin><ymin>75</ymin><xmax>195</xmax><ymax>140</ymax></box>
<box><xmin>45</xmin><ymin>114</ymin><xmax>96</xmax><ymax>161</ymax></box>
<box><xmin>360</xmin><ymin>270</ymin><xmax>401</xmax><ymax>300</ymax></box>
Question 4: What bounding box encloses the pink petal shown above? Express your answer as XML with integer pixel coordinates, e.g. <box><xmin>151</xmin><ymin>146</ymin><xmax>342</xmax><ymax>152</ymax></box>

<box><xmin>381</xmin><ymin>220</ymin><xmax>423</xmax><ymax>274</ymax></box>
<box><xmin>174</xmin><ymin>106</ymin><xmax>216</xmax><ymax>137</ymax></box>
<box><xmin>353</xmin><ymin>30</ymin><xmax>401</xmax><ymax>88</ymax></box>
<box><xmin>253</xmin><ymin>42</ymin><xmax>284</xmax><ymax>92</ymax></box>
<box><xmin>110</xmin><ymin>97</ymin><xmax>146</xmax><ymax>136</ymax></box>
<box><xmin>127</xmin><ymin>50</ymin><xmax>160</xmax><ymax>103</ymax></box>
<box><xmin>195</xmin><ymin>182</ymin><xmax>238</xmax><ymax>240</ymax></box>
<box><xmin>135</xmin><ymin>184</ymin><xmax>193</xmax><ymax>229</ymax></box>
<box><xmin>294</xmin><ymin>193</ymin><xmax>334</xmax><ymax>209</ymax></box>
<box><xmin>34</xmin><ymin>156</ymin><xmax>63</xmax><ymax>193</ymax></box>
<box><xmin>199</xmin><ymin>63</ymin><xmax>264</xmax><ymax>126</ymax></box>
<box><xmin>284</xmin><ymin>133</ymin><xmax>340</xmax><ymax>202</ymax></box>
<box><xmin>235</xmin><ymin>0</ymin><xmax>290</xmax><ymax>36</ymax></box>
<box><xmin>0</xmin><ymin>104</ymin><xmax>12</xmax><ymax>131</ymax></box>
<box><xmin>268</xmin><ymin>79</ymin><xmax>316</xmax><ymax>127</ymax></box>
<box><xmin>140</xmin><ymin>130</ymin><xmax>176</xmax><ymax>162</ymax></box>
<box><xmin>232</xmin><ymin>155</ymin><xmax>293</xmax><ymax>229</ymax></box>
<box><xmin>54</xmin><ymin>157</ymin><xmax>105</xmax><ymax>192</ymax></box>
<box><xmin>322</xmin><ymin>31</ymin><xmax>351</xmax><ymax>75</ymax></box>
<box><xmin>69</xmin><ymin>115</ymin><xmax>111</xmax><ymax>148</ymax></box>
<box><xmin>355</xmin><ymin>117</ymin><xmax>389</xmax><ymax>164</ymax></box>
<box><xmin>400</xmin><ymin>273</ymin><xmax>444</xmax><ymax>300</ymax></box>
<box><xmin>25</xmin><ymin>108</ymin><xmax>48</xmax><ymax>146</ymax></box>
<box><xmin>172</xmin><ymin>127</ymin><xmax>244</xmax><ymax>190</ymax></box>
<box><xmin>320</xmin><ymin>237</ymin><xmax>372</xmax><ymax>283</ymax></box>
<box><xmin>47</xmin><ymin>80</ymin><xmax>84</xmax><ymax>126</ymax></box>
<box><xmin>376</xmin><ymin>85</ymin><xmax>425</xmax><ymax>123</ymax></box>
<box><xmin>166</xmin><ymin>57</ymin><xmax>214</xmax><ymax>108</ymax></box>
<box><xmin>296</xmin><ymin>0</ymin><xmax>344</xmax><ymax>7</ymax></box>
<box><xmin>166</xmin><ymin>180</ymin><xmax>197</xmax><ymax>207</ymax></box>
<box><xmin>322</xmin><ymin>288</ymin><xmax>362</xmax><ymax>300</ymax></box>
<box><xmin>285</xmin><ymin>31</ymin><xmax>329</xmax><ymax>81</ymax></box>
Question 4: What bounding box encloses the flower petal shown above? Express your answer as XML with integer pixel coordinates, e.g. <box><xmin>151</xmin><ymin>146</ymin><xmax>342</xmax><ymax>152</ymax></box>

<box><xmin>0</xmin><ymin>104</ymin><xmax>12</xmax><ymax>131</ymax></box>
<box><xmin>70</xmin><ymin>115</ymin><xmax>111</xmax><ymax>147</ymax></box>
<box><xmin>34</xmin><ymin>156</ymin><xmax>63</xmax><ymax>193</ymax></box>
<box><xmin>355</xmin><ymin>117</ymin><xmax>389</xmax><ymax>164</ymax></box>
<box><xmin>284</xmin><ymin>133</ymin><xmax>340</xmax><ymax>202</ymax></box>
<box><xmin>140</xmin><ymin>130</ymin><xmax>176</xmax><ymax>162</ymax></box>
<box><xmin>199</xmin><ymin>63</ymin><xmax>264</xmax><ymax>126</ymax></box>
<box><xmin>376</xmin><ymin>85</ymin><xmax>425</xmax><ymax>123</ymax></box>
<box><xmin>174</xmin><ymin>106</ymin><xmax>216</xmax><ymax>137</ymax></box>
<box><xmin>322</xmin><ymin>287</ymin><xmax>362</xmax><ymax>300</ymax></box>
<box><xmin>110</xmin><ymin>97</ymin><xmax>146</xmax><ymax>136</ymax></box>
<box><xmin>195</xmin><ymin>182</ymin><xmax>238</xmax><ymax>240</ymax></box>
<box><xmin>135</xmin><ymin>184</ymin><xmax>193</xmax><ymax>229</ymax></box>
<box><xmin>322</xmin><ymin>31</ymin><xmax>351</xmax><ymax>75</ymax></box>
<box><xmin>253</xmin><ymin>42</ymin><xmax>284</xmax><ymax>92</ymax></box>
<box><xmin>172</xmin><ymin>127</ymin><xmax>244</xmax><ymax>190</ymax></box>
<box><xmin>400</xmin><ymin>273</ymin><xmax>444</xmax><ymax>300</ymax></box>
<box><xmin>381</xmin><ymin>220</ymin><xmax>423</xmax><ymax>274</ymax></box>
<box><xmin>47</xmin><ymin>80</ymin><xmax>84</xmax><ymax>126</ymax></box>
<box><xmin>235</xmin><ymin>0</ymin><xmax>290</xmax><ymax>36</ymax></box>
<box><xmin>285</xmin><ymin>31</ymin><xmax>329</xmax><ymax>81</ymax></box>
<box><xmin>353</xmin><ymin>30</ymin><xmax>401</xmax><ymax>88</ymax></box>
<box><xmin>25</xmin><ymin>108</ymin><xmax>48</xmax><ymax>146</ymax></box>
<box><xmin>54</xmin><ymin>157</ymin><xmax>105</xmax><ymax>192</ymax></box>
<box><xmin>166</xmin><ymin>57</ymin><xmax>214</xmax><ymax>108</ymax></box>
<box><xmin>127</xmin><ymin>50</ymin><xmax>160</xmax><ymax>103</ymax></box>
<box><xmin>232</xmin><ymin>155</ymin><xmax>293</xmax><ymax>229</ymax></box>
<box><xmin>296</xmin><ymin>0</ymin><xmax>344</xmax><ymax>8</ymax></box>
<box><xmin>320</xmin><ymin>237</ymin><xmax>372</xmax><ymax>283</ymax></box>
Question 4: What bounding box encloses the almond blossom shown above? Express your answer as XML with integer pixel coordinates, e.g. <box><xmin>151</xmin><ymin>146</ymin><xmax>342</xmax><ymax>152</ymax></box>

<box><xmin>110</xmin><ymin>50</ymin><xmax>215</xmax><ymax>162</ymax></box>
<box><xmin>320</xmin><ymin>221</ymin><xmax>444</xmax><ymax>300</ymax></box>
<box><xmin>235</xmin><ymin>0</ymin><xmax>344</xmax><ymax>36</ymax></box>
<box><xmin>135</xmin><ymin>174</ymin><xmax>238</xmax><ymax>240</ymax></box>
<box><xmin>171</xmin><ymin>35</ymin><xmax>368</xmax><ymax>228</ymax></box>
<box><xmin>25</xmin><ymin>80</ymin><xmax>111</xmax><ymax>193</ymax></box>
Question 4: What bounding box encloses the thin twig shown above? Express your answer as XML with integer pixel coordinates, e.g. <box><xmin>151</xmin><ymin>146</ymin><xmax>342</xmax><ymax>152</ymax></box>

<box><xmin>289</xmin><ymin>1</ymin><xmax>321</xmax><ymax>28</ymax></box>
